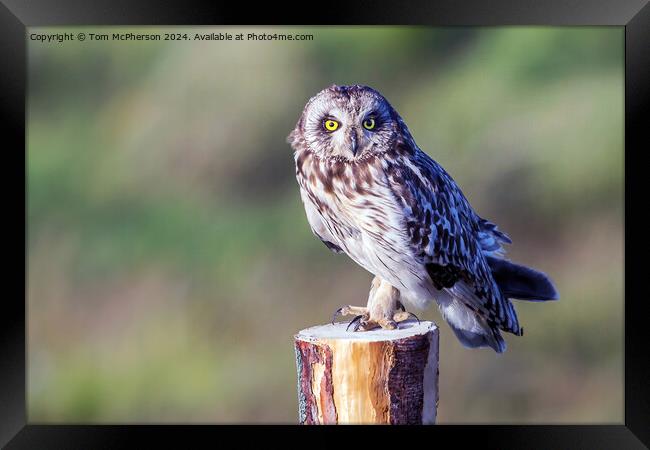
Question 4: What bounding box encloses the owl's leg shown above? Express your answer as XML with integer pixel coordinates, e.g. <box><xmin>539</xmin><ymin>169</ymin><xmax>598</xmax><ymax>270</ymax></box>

<box><xmin>356</xmin><ymin>276</ymin><xmax>400</xmax><ymax>331</ymax></box>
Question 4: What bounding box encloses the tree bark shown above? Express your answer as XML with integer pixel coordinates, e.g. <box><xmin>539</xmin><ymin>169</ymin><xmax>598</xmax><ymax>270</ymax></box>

<box><xmin>294</xmin><ymin>321</ymin><xmax>439</xmax><ymax>424</ymax></box>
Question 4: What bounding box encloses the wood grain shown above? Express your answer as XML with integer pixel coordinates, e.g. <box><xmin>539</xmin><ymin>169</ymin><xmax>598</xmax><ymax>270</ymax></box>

<box><xmin>295</xmin><ymin>321</ymin><xmax>439</xmax><ymax>424</ymax></box>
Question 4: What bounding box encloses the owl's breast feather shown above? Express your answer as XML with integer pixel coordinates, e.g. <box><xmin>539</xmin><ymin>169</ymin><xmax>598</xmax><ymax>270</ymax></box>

<box><xmin>295</xmin><ymin>149</ymin><xmax>433</xmax><ymax>297</ymax></box>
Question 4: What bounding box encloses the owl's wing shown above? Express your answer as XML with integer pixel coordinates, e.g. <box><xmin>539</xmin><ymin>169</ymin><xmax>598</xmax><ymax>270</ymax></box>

<box><xmin>477</xmin><ymin>217</ymin><xmax>511</xmax><ymax>257</ymax></box>
<box><xmin>388</xmin><ymin>145</ymin><xmax>520</xmax><ymax>335</ymax></box>
<box><xmin>298</xmin><ymin>185</ymin><xmax>344</xmax><ymax>254</ymax></box>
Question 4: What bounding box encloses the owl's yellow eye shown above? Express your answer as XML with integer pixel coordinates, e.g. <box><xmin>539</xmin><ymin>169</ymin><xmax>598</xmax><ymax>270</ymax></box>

<box><xmin>324</xmin><ymin>119</ymin><xmax>339</xmax><ymax>132</ymax></box>
<box><xmin>363</xmin><ymin>118</ymin><xmax>376</xmax><ymax>130</ymax></box>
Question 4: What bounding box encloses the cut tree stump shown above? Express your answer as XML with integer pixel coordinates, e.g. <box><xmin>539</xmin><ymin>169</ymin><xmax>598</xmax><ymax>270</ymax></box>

<box><xmin>294</xmin><ymin>321</ymin><xmax>439</xmax><ymax>425</ymax></box>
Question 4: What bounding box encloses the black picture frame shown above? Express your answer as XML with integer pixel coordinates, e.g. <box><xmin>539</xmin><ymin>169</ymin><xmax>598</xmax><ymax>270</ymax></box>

<box><xmin>2</xmin><ymin>0</ymin><xmax>648</xmax><ymax>447</ymax></box>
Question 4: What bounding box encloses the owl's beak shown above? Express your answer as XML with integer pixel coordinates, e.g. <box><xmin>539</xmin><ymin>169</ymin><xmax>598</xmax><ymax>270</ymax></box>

<box><xmin>349</xmin><ymin>130</ymin><xmax>359</xmax><ymax>156</ymax></box>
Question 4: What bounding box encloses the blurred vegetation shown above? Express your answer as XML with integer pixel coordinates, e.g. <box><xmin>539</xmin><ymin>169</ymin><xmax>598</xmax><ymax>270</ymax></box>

<box><xmin>27</xmin><ymin>26</ymin><xmax>623</xmax><ymax>423</ymax></box>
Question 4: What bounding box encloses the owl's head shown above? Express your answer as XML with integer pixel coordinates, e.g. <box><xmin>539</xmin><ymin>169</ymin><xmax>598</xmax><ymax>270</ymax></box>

<box><xmin>288</xmin><ymin>85</ymin><xmax>403</xmax><ymax>161</ymax></box>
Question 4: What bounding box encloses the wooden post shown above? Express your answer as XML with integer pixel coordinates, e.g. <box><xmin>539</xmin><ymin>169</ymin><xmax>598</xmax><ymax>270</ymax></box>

<box><xmin>294</xmin><ymin>321</ymin><xmax>439</xmax><ymax>425</ymax></box>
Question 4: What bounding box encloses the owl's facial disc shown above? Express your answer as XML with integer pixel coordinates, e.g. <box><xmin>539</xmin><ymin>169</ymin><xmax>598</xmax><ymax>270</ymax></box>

<box><xmin>298</xmin><ymin>85</ymin><xmax>398</xmax><ymax>161</ymax></box>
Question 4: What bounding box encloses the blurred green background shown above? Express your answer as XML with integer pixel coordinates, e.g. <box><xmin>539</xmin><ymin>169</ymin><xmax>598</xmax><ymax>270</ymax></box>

<box><xmin>27</xmin><ymin>26</ymin><xmax>623</xmax><ymax>423</ymax></box>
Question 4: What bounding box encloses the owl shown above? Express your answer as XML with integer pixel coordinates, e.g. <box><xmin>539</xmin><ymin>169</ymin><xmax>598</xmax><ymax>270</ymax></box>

<box><xmin>288</xmin><ymin>84</ymin><xmax>558</xmax><ymax>353</ymax></box>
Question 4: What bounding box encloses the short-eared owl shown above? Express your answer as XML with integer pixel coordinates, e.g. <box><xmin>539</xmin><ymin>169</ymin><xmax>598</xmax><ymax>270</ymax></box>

<box><xmin>288</xmin><ymin>84</ymin><xmax>558</xmax><ymax>353</ymax></box>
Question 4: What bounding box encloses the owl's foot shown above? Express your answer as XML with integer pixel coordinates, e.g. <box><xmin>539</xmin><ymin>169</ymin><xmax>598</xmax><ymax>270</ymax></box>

<box><xmin>331</xmin><ymin>278</ymin><xmax>419</xmax><ymax>332</ymax></box>
<box><xmin>331</xmin><ymin>305</ymin><xmax>369</xmax><ymax>331</ymax></box>
<box><xmin>357</xmin><ymin>317</ymin><xmax>397</xmax><ymax>331</ymax></box>
<box><xmin>393</xmin><ymin>300</ymin><xmax>420</xmax><ymax>324</ymax></box>
<box><xmin>331</xmin><ymin>305</ymin><xmax>368</xmax><ymax>326</ymax></box>
<box><xmin>330</xmin><ymin>305</ymin><xmax>391</xmax><ymax>331</ymax></box>
<box><xmin>393</xmin><ymin>310</ymin><xmax>421</xmax><ymax>325</ymax></box>
<box><xmin>358</xmin><ymin>311</ymin><xmax>420</xmax><ymax>331</ymax></box>
<box><xmin>331</xmin><ymin>305</ymin><xmax>404</xmax><ymax>331</ymax></box>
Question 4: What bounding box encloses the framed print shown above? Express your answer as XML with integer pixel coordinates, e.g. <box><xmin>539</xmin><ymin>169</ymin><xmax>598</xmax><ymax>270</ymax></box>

<box><xmin>2</xmin><ymin>0</ymin><xmax>648</xmax><ymax>448</ymax></box>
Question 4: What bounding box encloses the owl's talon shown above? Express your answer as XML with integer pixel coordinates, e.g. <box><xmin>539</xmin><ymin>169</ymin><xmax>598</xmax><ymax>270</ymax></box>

<box><xmin>408</xmin><ymin>312</ymin><xmax>421</xmax><ymax>325</ymax></box>
<box><xmin>346</xmin><ymin>315</ymin><xmax>364</xmax><ymax>332</ymax></box>
<box><xmin>331</xmin><ymin>307</ymin><xmax>343</xmax><ymax>325</ymax></box>
<box><xmin>396</xmin><ymin>301</ymin><xmax>406</xmax><ymax>312</ymax></box>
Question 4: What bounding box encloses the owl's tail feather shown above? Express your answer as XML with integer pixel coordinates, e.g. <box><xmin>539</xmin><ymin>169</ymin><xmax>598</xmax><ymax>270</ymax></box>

<box><xmin>447</xmin><ymin>320</ymin><xmax>507</xmax><ymax>354</ymax></box>
<box><xmin>486</xmin><ymin>256</ymin><xmax>559</xmax><ymax>302</ymax></box>
<box><xmin>436</xmin><ymin>290</ymin><xmax>507</xmax><ymax>353</ymax></box>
